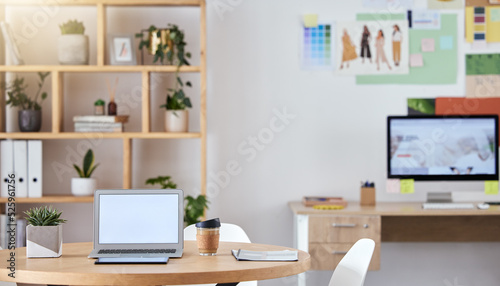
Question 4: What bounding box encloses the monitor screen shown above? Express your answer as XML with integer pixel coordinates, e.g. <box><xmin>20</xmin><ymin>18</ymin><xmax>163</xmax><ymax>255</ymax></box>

<box><xmin>387</xmin><ymin>115</ymin><xmax>499</xmax><ymax>181</ymax></box>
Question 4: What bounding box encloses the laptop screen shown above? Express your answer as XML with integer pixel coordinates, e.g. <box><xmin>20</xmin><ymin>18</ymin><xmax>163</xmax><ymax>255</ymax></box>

<box><xmin>98</xmin><ymin>193</ymin><xmax>179</xmax><ymax>244</ymax></box>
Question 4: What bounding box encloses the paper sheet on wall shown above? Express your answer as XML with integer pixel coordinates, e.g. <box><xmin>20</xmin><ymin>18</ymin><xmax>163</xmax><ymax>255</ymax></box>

<box><xmin>411</xmin><ymin>10</ymin><xmax>441</xmax><ymax>29</ymax></box>
<box><xmin>356</xmin><ymin>13</ymin><xmax>457</xmax><ymax>84</ymax></box>
<box><xmin>300</xmin><ymin>22</ymin><xmax>336</xmax><ymax>70</ymax></box>
<box><xmin>465</xmin><ymin>53</ymin><xmax>500</xmax><ymax>97</ymax></box>
<box><xmin>466</xmin><ymin>5</ymin><xmax>500</xmax><ymax>43</ymax></box>
<box><xmin>362</xmin><ymin>0</ymin><xmax>414</xmax><ymax>8</ymax></box>
<box><xmin>428</xmin><ymin>0</ymin><xmax>464</xmax><ymax>9</ymax></box>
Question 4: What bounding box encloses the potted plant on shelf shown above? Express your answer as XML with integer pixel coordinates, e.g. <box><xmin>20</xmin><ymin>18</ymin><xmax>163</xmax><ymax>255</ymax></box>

<box><xmin>161</xmin><ymin>77</ymin><xmax>192</xmax><ymax>132</ymax></box>
<box><xmin>58</xmin><ymin>19</ymin><xmax>89</xmax><ymax>65</ymax></box>
<box><xmin>135</xmin><ymin>24</ymin><xmax>191</xmax><ymax>66</ymax></box>
<box><xmin>4</xmin><ymin>72</ymin><xmax>50</xmax><ymax>132</ymax></box>
<box><xmin>145</xmin><ymin>175</ymin><xmax>209</xmax><ymax>225</ymax></box>
<box><xmin>24</xmin><ymin>206</ymin><xmax>66</xmax><ymax>258</ymax></box>
<box><xmin>71</xmin><ymin>149</ymin><xmax>99</xmax><ymax>196</ymax></box>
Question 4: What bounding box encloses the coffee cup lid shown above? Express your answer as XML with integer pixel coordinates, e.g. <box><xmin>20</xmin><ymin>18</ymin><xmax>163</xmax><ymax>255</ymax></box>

<box><xmin>195</xmin><ymin>218</ymin><xmax>221</xmax><ymax>228</ymax></box>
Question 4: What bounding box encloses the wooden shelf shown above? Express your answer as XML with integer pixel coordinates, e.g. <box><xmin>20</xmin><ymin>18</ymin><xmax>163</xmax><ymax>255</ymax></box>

<box><xmin>0</xmin><ymin>0</ymin><xmax>202</xmax><ymax>6</ymax></box>
<box><xmin>0</xmin><ymin>65</ymin><xmax>200</xmax><ymax>73</ymax></box>
<box><xmin>0</xmin><ymin>132</ymin><xmax>202</xmax><ymax>139</ymax></box>
<box><xmin>0</xmin><ymin>0</ymin><xmax>207</xmax><ymax>196</ymax></box>
<box><xmin>0</xmin><ymin>196</ymin><xmax>93</xmax><ymax>203</ymax></box>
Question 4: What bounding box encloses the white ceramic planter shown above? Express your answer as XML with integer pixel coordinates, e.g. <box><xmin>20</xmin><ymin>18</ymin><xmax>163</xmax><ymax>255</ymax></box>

<box><xmin>71</xmin><ymin>177</ymin><xmax>96</xmax><ymax>196</ymax></box>
<box><xmin>165</xmin><ymin>110</ymin><xmax>188</xmax><ymax>132</ymax></box>
<box><xmin>58</xmin><ymin>35</ymin><xmax>89</xmax><ymax>65</ymax></box>
<box><xmin>26</xmin><ymin>225</ymin><xmax>62</xmax><ymax>258</ymax></box>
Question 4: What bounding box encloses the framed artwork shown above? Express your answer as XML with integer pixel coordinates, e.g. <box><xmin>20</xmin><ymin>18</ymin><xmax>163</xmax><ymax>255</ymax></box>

<box><xmin>108</xmin><ymin>34</ymin><xmax>136</xmax><ymax>65</ymax></box>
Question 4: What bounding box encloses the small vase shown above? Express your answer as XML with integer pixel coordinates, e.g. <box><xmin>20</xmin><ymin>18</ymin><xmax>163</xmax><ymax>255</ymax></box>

<box><xmin>26</xmin><ymin>225</ymin><xmax>63</xmax><ymax>258</ymax></box>
<box><xmin>71</xmin><ymin>178</ymin><xmax>96</xmax><ymax>196</ymax></box>
<box><xmin>18</xmin><ymin>110</ymin><xmax>42</xmax><ymax>132</ymax></box>
<box><xmin>165</xmin><ymin>110</ymin><xmax>188</xmax><ymax>132</ymax></box>
<box><xmin>58</xmin><ymin>34</ymin><xmax>89</xmax><ymax>65</ymax></box>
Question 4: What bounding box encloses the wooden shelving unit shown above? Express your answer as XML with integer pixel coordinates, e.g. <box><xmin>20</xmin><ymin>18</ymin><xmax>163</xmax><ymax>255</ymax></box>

<box><xmin>0</xmin><ymin>0</ymin><xmax>207</xmax><ymax>202</ymax></box>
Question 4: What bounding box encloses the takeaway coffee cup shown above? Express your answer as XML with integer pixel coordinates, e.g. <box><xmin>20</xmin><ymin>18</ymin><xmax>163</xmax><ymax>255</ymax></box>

<box><xmin>196</xmin><ymin>218</ymin><xmax>221</xmax><ymax>256</ymax></box>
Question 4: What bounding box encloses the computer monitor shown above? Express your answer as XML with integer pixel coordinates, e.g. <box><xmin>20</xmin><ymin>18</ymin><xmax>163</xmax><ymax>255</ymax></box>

<box><xmin>387</xmin><ymin>115</ymin><xmax>499</xmax><ymax>182</ymax></box>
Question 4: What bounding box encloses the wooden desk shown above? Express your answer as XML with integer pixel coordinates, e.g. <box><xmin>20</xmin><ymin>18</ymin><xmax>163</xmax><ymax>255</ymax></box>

<box><xmin>0</xmin><ymin>241</ymin><xmax>310</xmax><ymax>285</ymax></box>
<box><xmin>289</xmin><ymin>201</ymin><xmax>500</xmax><ymax>274</ymax></box>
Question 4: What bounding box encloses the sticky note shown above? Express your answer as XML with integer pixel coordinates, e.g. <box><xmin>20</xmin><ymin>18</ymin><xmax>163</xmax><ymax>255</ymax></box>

<box><xmin>421</xmin><ymin>38</ymin><xmax>435</xmax><ymax>52</ymax></box>
<box><xmin>490</xmin><ymin>8</ymin><xmax>500</xmax><ymax>22</ymax></box>
<box><xmin>440</xmin><ymin>36</ymin><xmax>453</xmax><ymax>50</ymax></box>
<box><xmin>485</xmin><ymin>181</ymin><xmax>499</xmax><ymax>195</ymax></box>
<box><xmin>400</xmin><ymin>179</ymin><xmax>415</xmax><ymax>194</ymax></box>
<box><xmin>303</xmin><ymin>14</ymin><xmax>318</xmax><ymax>28</ymax></box>
<box><xmin>386</xmin><ymin>179</ymin><xmax>400</xmax><ymax>193</ymax></box>
<box><xmin>410</xmin><ymin>54</ymin><xmax>424</xmax><ymax>67</ymax></box>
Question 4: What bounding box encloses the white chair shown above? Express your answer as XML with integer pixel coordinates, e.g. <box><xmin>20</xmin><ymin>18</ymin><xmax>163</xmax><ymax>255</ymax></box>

<box><xmin>328</xmin><ymin>238</ymin><xmax>375</xmax><ymax>286</ymax></box>
<box><xmin>184</xmin><ymin>223</ymin><xmax>256</xmax><ymax>286</ymax></box>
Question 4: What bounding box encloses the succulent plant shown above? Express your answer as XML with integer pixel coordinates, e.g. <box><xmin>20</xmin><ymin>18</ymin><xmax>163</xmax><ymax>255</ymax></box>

<box><xmin>73</xmin><ymin>149</ymin><xmax>99</xmax><ymax>178</ymax></box>
<box><xmin>24</xmin><ymin>206</ymin><xmax>67</xmax><ymax>226</ymax></box>
<box><xmin>59</xmin><ymin>20</ymin><xmax>85</xmax><ymax>35</ymax></box>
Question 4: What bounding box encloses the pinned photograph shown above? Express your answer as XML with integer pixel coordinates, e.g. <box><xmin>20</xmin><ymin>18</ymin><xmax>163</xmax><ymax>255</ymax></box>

<box><xmin>336</xmin><ymin>20</ymin><xmax>409</xmax><ymax>75</ymax></box>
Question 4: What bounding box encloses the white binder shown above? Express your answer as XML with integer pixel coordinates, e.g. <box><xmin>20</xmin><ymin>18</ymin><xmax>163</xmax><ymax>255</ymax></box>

<box><xmin>0</xmin><ymin>140</ymin><xmax>14</xmax><ymax>197</ymax></box>
<box><xmin>28</xmin><ymin>140</ymin><xmax>42</xmax><ymax>198</ymax></box>
<box><xmin>13</xmin><ymin>140</ymin><xmax>28</xmax><ymax>197</ymax></box>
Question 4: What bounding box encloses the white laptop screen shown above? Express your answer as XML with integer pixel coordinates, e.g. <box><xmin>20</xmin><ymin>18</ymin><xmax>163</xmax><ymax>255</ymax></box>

<box><xmin>99</xmin><ymin>194</ymin><xmax>179</xmax><ymax>244</ymax></box>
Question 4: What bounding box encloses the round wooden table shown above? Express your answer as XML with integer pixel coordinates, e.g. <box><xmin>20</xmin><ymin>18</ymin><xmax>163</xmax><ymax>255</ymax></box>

<box><xmin>0</xmin><ymin>241</ymin><xmax>310</xmax><ymax>285</ymax></box>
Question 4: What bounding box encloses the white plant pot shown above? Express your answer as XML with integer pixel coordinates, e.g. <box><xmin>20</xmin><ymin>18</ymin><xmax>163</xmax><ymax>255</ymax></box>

<box><xmin>58</xmin><ymin>35</ymin><xmax>89</xmax><ymax>65</ymax></box>
<box><xmin>165</xmin><ymin>110</ymin><xmax>189</xmax><ymax>132</ymax></box>
<box><xmin>71</xmin><ymin>177</ymin><xmax>96</xmax><ymax>196</ymax></box>
<box><xmin>26</xmin><ymin>225</ymin><xmax>63</xmax><ymax>258</ymax></box>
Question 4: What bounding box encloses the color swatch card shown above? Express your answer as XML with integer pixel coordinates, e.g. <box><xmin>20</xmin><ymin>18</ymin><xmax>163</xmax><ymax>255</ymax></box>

<box><xmin>300</xmin><ymin>22</ymin><xmax>335</xmax><ymax>70</ymax></box>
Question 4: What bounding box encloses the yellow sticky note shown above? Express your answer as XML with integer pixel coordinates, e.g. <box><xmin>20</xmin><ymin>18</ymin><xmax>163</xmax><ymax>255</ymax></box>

<box><xmin>400</xmin><ymin>179</ymin><xmax>415</xmax><ymax>194</ymax></box>
<box><xmin>485</xmin><ymin>181</ymin><xmax>499</xmax><ymax>195</ymax></box>
<box><xmin>303</xmin><ymin>14</ymin><xmax>318</xmax><ymax>28</ymax></box>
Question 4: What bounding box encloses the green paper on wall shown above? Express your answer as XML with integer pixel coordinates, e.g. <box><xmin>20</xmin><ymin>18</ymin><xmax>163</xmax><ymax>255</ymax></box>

<box><xmin>400</xmin><ymin>179</ymin><xmax>415</xmax><ymax>194</ymax></box>
<box><xmin>356</xmin><ymin>14</ymin><xmax>458</xmax><ymax>84</ymax></box>
<box><xmin>466</xmin><ymin>54</ymin><xmax>500</xmax><ymax>75</ymax></box>
<box><xmin>485</xmin><ymin>181</ymin><xmax>499</xmax><ymax>195</ymax></box>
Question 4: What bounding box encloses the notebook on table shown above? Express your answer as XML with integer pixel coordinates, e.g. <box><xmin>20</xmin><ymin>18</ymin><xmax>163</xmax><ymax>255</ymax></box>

<box><xmin>89</xmin><ymin>189</ymin><xmax>184</xmax><ymax>258</ymax></box>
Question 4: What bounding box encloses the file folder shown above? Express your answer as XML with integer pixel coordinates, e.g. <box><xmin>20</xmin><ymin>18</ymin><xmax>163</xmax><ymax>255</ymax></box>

<box><xmin>28</xmin><ymin>140</ymin><xmax>42</xmax><ymax>198</ymax></box>
<box><xmin>0</xmin><ymin>140</ymin><xmax>14</xmax><ymax>197</ymax></box>
<box><xmin>14</xmin><ymin>140</ymin><xmax>28</xmax><ymax>197</ymax></box>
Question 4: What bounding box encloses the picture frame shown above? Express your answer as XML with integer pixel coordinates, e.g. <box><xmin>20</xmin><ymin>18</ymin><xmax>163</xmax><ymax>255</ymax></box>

<box><xmin>108</xmin><ymin>34</ymin><xmax>136</xmax><ymax>65</ymax></box>
<box><xmin>0</xmin><ymin>21</ymin><xmax>24</xmax><ymax>65</ymax></box>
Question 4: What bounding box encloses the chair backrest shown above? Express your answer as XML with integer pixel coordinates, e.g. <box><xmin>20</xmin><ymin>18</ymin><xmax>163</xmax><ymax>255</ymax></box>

<box><xmin>328</xmin><ymin>238</ymin><xmax>375</xmax><ymax>286</ymax></box>
<box><xmin>184</xmin><ymin>223</ymin><xmax>251</xmax><ymax>243</ymax></box>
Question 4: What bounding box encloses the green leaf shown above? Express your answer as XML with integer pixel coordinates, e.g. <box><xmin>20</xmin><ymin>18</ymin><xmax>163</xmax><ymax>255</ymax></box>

<box><xmin>177</xmin><ymin>77</ymin><xmax>183</xmax><ymax>87</ymax></box>
<box><xmin>186</xmin><ymin>81</ymin><xmax>192</xmax><ymax>87</ymax></box>
<box><xmin>82</xmin><ymin>149</ymin><xmax>94</xmax><ymax>177</ymax></box>
<box><xmin>41</xmin><ymin>92</ymin><xmax>47</xmax><ymax>100</ymax></box>
<box><xmin>73</xmin><ymin>164</ymin><xmax>84</xmax><ymax>177</ymax></box>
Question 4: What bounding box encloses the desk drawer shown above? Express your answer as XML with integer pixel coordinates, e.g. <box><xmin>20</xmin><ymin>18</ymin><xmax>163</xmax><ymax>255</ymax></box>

<box><xmin>309</xmin><ymin>215</ymin><xmax>381</xmax><ymax>243</ymax></box>
<box><xmin>309</xmin><ymin>242</ymin><xmax>380</xmax><ymax>271</ymax></box>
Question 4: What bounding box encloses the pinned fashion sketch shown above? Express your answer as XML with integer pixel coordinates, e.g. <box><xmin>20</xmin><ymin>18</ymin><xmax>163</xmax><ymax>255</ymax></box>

<box><xmin>392</xmin><ymin>25</ymin><xmax>402</xmax><ymax>66</ymax></box>
<box><xmin>336</xmin><ymin>20</ymin><xmax>409</xmax><ymax>75</ymax></box>
<box><xmin>375</xmin><ymin>30</ymin><xmax>391</xmax><ymax>71</ymax></box>
<box><xmin>360</xmin><ymin>25</ymin><xmax>372</xmax><ymax>64</ymax></box>
<box><xmin>340</xmin><ymin>29</ymin><xmax>357</xmax><ymax>69</ymax></box>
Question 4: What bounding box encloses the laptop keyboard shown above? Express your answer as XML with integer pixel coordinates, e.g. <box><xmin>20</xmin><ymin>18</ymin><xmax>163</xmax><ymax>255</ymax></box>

<box><xmin>98</xmin><ymin>249</ymin><xmax>176</xmax><ymax>254</ymax></box>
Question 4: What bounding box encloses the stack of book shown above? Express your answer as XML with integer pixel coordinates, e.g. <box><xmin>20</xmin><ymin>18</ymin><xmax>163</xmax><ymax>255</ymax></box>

<box><xmin>73</xmin><ymin>115</ymin><xmax>129</xmax><ymax>133</ymax></box>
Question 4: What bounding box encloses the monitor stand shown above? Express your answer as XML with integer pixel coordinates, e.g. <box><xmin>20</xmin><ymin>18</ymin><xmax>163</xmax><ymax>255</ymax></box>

<box><xmin>426</xmin><ymin>192</ymin><xmax>452</xmax><ymax>203</ymax></box>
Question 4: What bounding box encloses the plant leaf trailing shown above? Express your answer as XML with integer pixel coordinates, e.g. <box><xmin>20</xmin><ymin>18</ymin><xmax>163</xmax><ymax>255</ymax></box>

<box><xmin>135</xmin><ymin>24</ymin><xmax>192</xmax><ymax>111</ymax></box>
<box><xmin>4</xmin><ymin>72</ymin><xmax>50</xmax><ymax>111</ymax></box>
<box><xmin>73</xmin><ymin>149</ymin><xmax>99</xmax><ymax>178</ymax></box>
<box><xmin>24</xmin><ymin>206</ymin><xmax>67</xmax><ymax>226</ymax></box>
<box><xmin>145</xmin><ymin>175</ymin><xmax>208</xmax><ymax>225</ymax></box>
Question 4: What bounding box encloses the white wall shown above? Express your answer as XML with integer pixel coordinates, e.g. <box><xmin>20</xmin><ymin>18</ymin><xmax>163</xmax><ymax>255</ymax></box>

<box><xmin>6</xmin><ymin>1</ymin><xmax>500</xmax><ymax>285</ymax></box>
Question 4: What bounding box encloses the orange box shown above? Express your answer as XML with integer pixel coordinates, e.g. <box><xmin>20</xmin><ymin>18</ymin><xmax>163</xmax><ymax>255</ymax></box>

<box><xmin>360</xmin><ymin>187</ymin><xmax>376</xmax><ymax>206</ymax></box>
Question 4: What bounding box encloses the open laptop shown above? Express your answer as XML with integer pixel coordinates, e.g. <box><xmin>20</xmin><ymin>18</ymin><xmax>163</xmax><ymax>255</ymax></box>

<box><xmin>89</xmin><ymin>189</ymin><xmax>184</xmax><ymax>258</ymax></box>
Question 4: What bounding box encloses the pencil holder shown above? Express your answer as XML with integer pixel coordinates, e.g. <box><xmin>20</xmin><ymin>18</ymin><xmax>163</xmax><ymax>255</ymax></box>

<box><xmin>360</xmin><ymin>187</ymin><xmax>376</xmax><ymax>206</ymax></box>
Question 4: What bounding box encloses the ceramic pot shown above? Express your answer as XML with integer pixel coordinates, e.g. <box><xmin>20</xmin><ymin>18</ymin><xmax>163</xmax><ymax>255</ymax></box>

<box><xmin>71</xmin><ymin>177</ymin><xmax>96</xmax><ymax>196</ymax></box>
<box><xmin>18</xmin><ymin>110</ymin><xmax>41</xmax><ymax>132</ymax></box>
<box><xmin>58</xmin><ymin>35</ymin><xmax>89</xmax><ymax>65</ymax></box>
<box><xmin>26</xmin><ymin>225</ymin><xmax>63</xmax><ymax>258</ymax></box>
<box><xmin>165</xmin><ymin>110</ymin><xmax>188</xmax><ymax>132</ymax></box>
